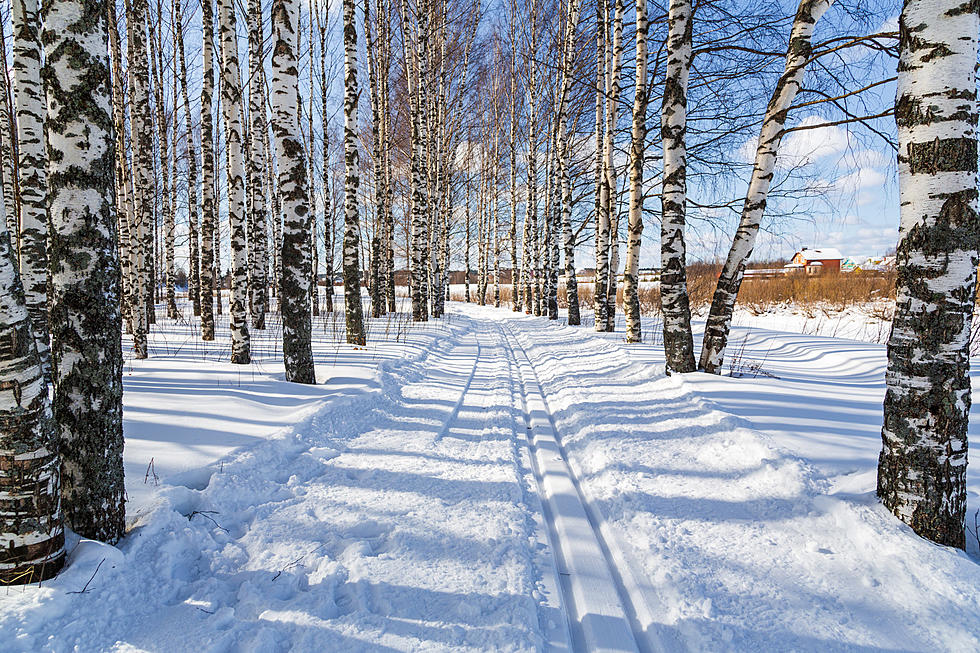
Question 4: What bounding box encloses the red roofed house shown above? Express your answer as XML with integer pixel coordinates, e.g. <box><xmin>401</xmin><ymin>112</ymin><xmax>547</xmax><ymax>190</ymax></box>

<box><xmin>784</xmin><ymin>247</ymin><xmax>844</xmax><ymax>276</ymax></box>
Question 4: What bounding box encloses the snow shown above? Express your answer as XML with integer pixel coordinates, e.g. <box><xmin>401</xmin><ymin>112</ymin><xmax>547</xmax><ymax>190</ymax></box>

<box><xmin>796</xmin><ymin>248</ymin><xmax>843</xmax><ymax>261</ymax></box>
<box><xmin>2</xmin><ymin>297</ymin><xmax>980</xmax><ymax>652</ymax></box>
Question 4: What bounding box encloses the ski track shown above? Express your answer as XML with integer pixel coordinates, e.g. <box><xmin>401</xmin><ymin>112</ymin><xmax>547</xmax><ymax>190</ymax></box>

<box><xmin>3</xmin><ymin>302</ymin><xmax>980</xmax><ymax>652</ymax></box>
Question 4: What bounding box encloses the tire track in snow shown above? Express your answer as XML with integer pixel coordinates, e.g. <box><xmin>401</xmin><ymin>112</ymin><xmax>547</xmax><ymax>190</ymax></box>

<box><xmin>499</xmin><ymin>320</ymin><xmax>649</xmax><ymax>653</ymax></box>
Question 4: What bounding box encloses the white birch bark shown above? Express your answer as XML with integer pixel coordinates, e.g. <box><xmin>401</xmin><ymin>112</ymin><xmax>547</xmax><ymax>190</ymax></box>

<box><xmin>0</xmin><ymin>19</ymin><xmax>17</xmax><ymax>244</ymax></box>
<box><xmin>12</xmin><ymin>0</ymin><xmax>50</xmax><ymax>375</ymax></box>
<box><xmin>877</xmin><ymin>0</ymin><xmax>979</xmax><ymax>549</ymax></box>
<box><xmin>316</xmin><ymin>7</ymin><xmax>333</xmax><ymax>315</ymax></box>
<box><xmin>150</xmin><ymin>8</ymin><xmax>177</xmax><ymax>321</ymax></box>
<box><xmin>342</xmin><ymin>0</ymin><xmax>366</xmax><ymax>343</ymax></box>
<box><xmin>249</xmin><ymin>0</ymin><xmax>268</xmax><ymax>330</ymax></box>
<box><xmin>509</xmin><ymin>6</ymin><xmax>520</xmax><ymax>312</ymax></box>
<box><xmin>658</xmin><ymin>0</ymin><xmax>696</xmax><ymax>362</ymax></box>
<box><xmin>200</xmin><ymin>0</ymin><xmax>217</xmax><ymax>340</ymax></box>
<box><xmin>272</xmin><ymin>0</ymin><xmax>315</xmax><ymax>382</ymax></box>
<box><xmin>126</xmin><ymin>0</ymin><xmax>153</xmax><ymax>358</ymax></box>
<box><xmin>108</xmin><ymin>3</ymin><xmax>136</xmax><ymax>335</ymax></box>
<box><xmin>43</xmin><ymin>0</ymin><xmax>126</xmax><ymax>543</ymax></box>
<box><xmin>218</xmin><ymin>0</ymin><xmax>252</xmax><ymax>364</ymax></box>
<box><xmin>603</xmin><ymin>0</ymin><xmax>624</xmax><ymax>331</ymax></box>
<box><xmin>405</xmin><ymin>0</ymin><xmax>430</xmax><ymax>321</ymax></box>
<box><xmin>175</xmin><ymin>0</ymin><xmax>201</xmax><ymax>318</ymax></box>
<box><xmin>0</xmin><ymin>183</ymin><xmax>64</xmax><ymax>584</ymax></box>
<box><xmin>593</xmin><ymin>0</ymin><xmax>609</xmax><ymax>330</ymax></box>
<box><xmin>556</xmin><ymin>0</ymin><xmax>581</xmax><ymax>325</ymax></box>
<box><xmin>699</xmin><ymin>0</ymin><xmax>833</xmax><ymax>373</ymax></box>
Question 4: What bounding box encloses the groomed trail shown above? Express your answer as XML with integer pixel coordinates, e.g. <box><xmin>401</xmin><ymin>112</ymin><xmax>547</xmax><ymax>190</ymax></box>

<box><xmin>2</xmin><ymin>303</ymin><xmax>980</xmax><ymax>652</ymax></box>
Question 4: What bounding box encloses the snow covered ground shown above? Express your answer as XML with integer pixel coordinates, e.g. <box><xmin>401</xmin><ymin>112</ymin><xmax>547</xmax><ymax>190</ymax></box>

<box><xmin>2</xmin><ymin>297</ymin><xmax>979</xmax><ymax>652</ymax></box>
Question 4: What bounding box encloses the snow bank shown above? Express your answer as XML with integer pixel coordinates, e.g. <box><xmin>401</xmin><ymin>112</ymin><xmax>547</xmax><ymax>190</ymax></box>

<box><xmin>504</xmin><ymin>310</ymin><xmax>980</xmax><ymax>652</ymax></box>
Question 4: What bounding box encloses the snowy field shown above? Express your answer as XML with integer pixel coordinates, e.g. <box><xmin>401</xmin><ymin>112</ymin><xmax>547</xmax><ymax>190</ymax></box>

<box><xmin>1</xmin><ymin>295</ymin><xmax>979</xmax><ymax>652</ymax></box>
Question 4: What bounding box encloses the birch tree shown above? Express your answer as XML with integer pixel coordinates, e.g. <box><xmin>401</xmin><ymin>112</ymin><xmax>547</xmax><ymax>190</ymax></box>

<box><xmin>342</xmin><ymin>0</ymin><xmax>366</xmax><ymax>344</ymax></box>
<box><xmin>404</xmin><ymin>0</ymin><xmax>430</xmax><ymax>321</ymax></box>
<box><xmin>249</xmin><ymin>0</ymin><xmax>268</xmax><ymax>330</ymax></box>
<box><xmin>149</xmin><ymin>6</ymin><xmax>177</xmax><ymax>320</ymax></box>
<box><xmin>109</xmin><ymin>3</ymin><xmax>136</xmax><ymax>334</ymax></box>
<box><xmin>0</xmin><ymin>189</ymin><xmax>64</xmax><ymax>584</ymax></box>
<box><xmin>175</xmin><ymin>0</ymin><xmax>201</xmax><ymax>318</ymax></box>
<box><xmin>316</xmin><ymin>0</ymin><xmax>334</xmax><ymax>314</ymax></box>
<box><xmin>526</xmin><ymin>0</ymin><xmax>540</xmax><ymax>317</ymax></box>
<box><xmin>602</xmin><ymin>0</ymin><xmax>624</xmax><ymax>331</ymax></box>
<box><xmin>200</xmin><ymin>0</ymin><xmax>217</xmax><ymax>340</ymax></box>
<box><xmin>593</xmin><ymin>1</ymin><xmax>610</xmax><ymax>330</ymax></box>
<box><xmin>43</xmin><ymin>0</ymin><xmax>125</xmax><ymax>542</ymax></box>
<box><xmin>877</xmin><ymin>0</ymin><xmax>979</xmax><ymax>549</ymax></box>
<box><xmin>12</xmin><ymin>0</ymin><xmax>50</xmax><ymax>374</ymax></box>
<box><xmin>218</xmin><ymin>0</ymin><xmax>251</xmax><ymax>364</ymax></box>
<box><xmin>510</xmin><ymin>9</ymin><xmax>520</xmax><ymax>312</ymax></box>
<box><xmin>365</xmin><ymin>0</ymin><xmax>386</xmax><ymax>318</ymax></box>
<box><xmin>556</xmin><ymin>0</ymin><xmax>581</xmax><ymax>325</ymax></box>
<box><xmin>622</xmin><ymin>0</ymin><xmax>648</xmax><ymax>343</ymax></box>
<box><xmin>127</xmin><ymin>0</ymin><xmax>154</xmax><ymax>358</ymax></box>
<box><xmin>658</xmin><ymin>0</ymin><xmax>695</xmax><ymax>364</ymax></box>
<box><xmin>272</xmin><ymin>0</ymin><xmax>316</xmax><ymax>383</ymax></box>
<box><xmin>699</xmin><ymin>0</ymin><xmax>834</xmax><ymax>373</ymax></box>
<box><xmin>0</xmin><ymin>19</ymin><xmax>17</xmax><ymax>243</ymax></box>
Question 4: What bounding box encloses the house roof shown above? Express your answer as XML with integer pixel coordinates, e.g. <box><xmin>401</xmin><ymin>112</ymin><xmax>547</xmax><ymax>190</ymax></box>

<box><xmin>796</xmin><ymin>248</ymin><xmax>843</xmax><ymax>261</ymax></box>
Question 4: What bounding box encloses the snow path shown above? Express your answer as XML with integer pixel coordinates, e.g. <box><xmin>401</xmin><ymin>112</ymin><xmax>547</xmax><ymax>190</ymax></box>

<box><xmin>0</xmin><ymin>313</ymin><xmax>557</xmax><ymax>652</ymax></box>
<box><xmin>3</xmin><ymin>302</ymin><xmax>980</xmax><ymax>652</ymax></box>
<box><xmin>503</xmin><ymin>322</ymin><xmax>643</xmax><ymax>653</ymax></box>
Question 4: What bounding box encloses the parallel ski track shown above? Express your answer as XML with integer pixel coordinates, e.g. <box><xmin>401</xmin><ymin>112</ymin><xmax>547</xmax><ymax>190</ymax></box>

<box><xmin>500</xmin><ymin>320</ymin><xmax>653</xmax><ymax>653</ymax></box>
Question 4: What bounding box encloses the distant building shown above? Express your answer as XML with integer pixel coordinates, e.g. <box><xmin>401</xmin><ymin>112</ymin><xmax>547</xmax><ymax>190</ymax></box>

<box><xmin>842</xmin><ymin>255</ymin><xmax>896</xmax><ymax>274</ymax></box>
<box><xmin>785</xmin><ymin>247</ymin><xmax>844</xmax><ymax>275</ymax></box>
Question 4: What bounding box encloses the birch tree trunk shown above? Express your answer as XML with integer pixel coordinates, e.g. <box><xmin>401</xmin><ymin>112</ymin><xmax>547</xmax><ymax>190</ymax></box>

<box><xmin>547</xmin><ymin>135</ymin><xmax>559</xmax><ymax>320</ymax></box>
<box><xmin>542</xmin><ymin>132</ymin><xmax>556</xmax><ymax>318</ymax></box>
<box><xmin>877</xmin><ymin>0</ymin><xmax>979</xmax><ymax>549</ymax></box>
<box><xmin>593</xmin><ymin>0</ymin><xmax>609</xmax><ymax>331</ymax></box>
<box><xmin>428</xmin><ymin>0</ymin><xmax>447</xmax><ymax>319</ymax></box>
<box><xmin>43</xmin><ymin>0</ymin><xmax>125</xmax><ymax>543</ymax></box>
<box><xmin>263</xmin><ymin>63</ymin><xmax>283</xmax><ymax>310</ymax></box>
<box><xmin>0</xmin><ymin>19</ymin><xmax>18</xmax><ymax>244</ymax></box>
<box><xmin>218</xmin><ymin>0</ymin><xmax>252</xmax><ymax>364</ymax></box>
<box><xmin>200</xmin><ymin>0</ymin><xmax>217</xmax><ymax>340</ymax></box>
<box><xmin>149</xmin><ymin>5</ymin><xmax>177</xmax><ymax>321</ymax></box>
<box><xmin>342</xmin><ymin>0</ymin><xmax>367</xmax><ymax>343</ymax></box>
<box><xmin>306</xmin><ymin>17</ymin><xmax>320</xmax><ymax>320</ymax></box>
<box><xmin>526</xmin><ymin>0</ymin><xmax>539</xmax><ymax>317</ymax></box>
<box><xmin>465</xmin><ymin>153</ymin><xmax>472</xmax><ymax>302</ymax></box>
<box><xmin>623</xmin><ymin>0</ymin><xmax>648</xmax><ymax>344</ymax></box>
<box><xmin>248</xmin><ymin>0</ymin><xmax>268</xmax><ymax>330</ymax></box>
<box><xmin>699</xmin><ymin>0</ymin><xmax>833</xmax><ymax>374</ymax></box>
<box><xmin>658</xmin><ymin>0</ymin><xmax>695</xmax><ymax>365</ymax></box>
<box><xmin>365</xmin><ymin>0</ymin><xmax>386</xmax><ymax>318</ymax></box>
<box><xmin>126</xmin><ymin>0</ymin><xmax>153</xmax><ymax>358</ymax></box>
<box><xmin>174</xmin><ymin>0</ymin><xmax>200</xmax><ymax>318</ymax></box>
<box><xmin>317</xmin><ymin>7</ymin><xmax>334</xmax><ymax>315</ymax></box>
<box><xmin>12</xmin><ymin>0</ymin><xmax>50</xmax><ymax>375</ymax></box>
<box><xmin>381</xmin><ymin>0</ymin><xmax>396</xmax><ymax>315</ymax></box>
<box><xmin>108</xmin><ymin>2</ymin><xmax>136</xmax><ymax>335</ymax></box>
<box><xmin>407</xmin><ymin>0</ymin><xmax>430</xmax><ymax>321</ymax></box>
<box><xmin>509</xmin><ymin>7</ymin><xmax>520</xmax><ymax>312</ymax></box>
<box><xmin>603</xmin><ymin>0</ymin><xmax>623</xmax><ymax>331</ymax></box>
<box><xmin>272</xmin><ymin>0</ymin><xmax>315</xmax><ymax>382</ymax></box>
<box><xmin>0</xmin><ymin>188</ymin><xmax>64</xmax><ymax>584</ymax></box>
<box><xmin>556</xmin><ymin>0</ymin><xmax>581</xmax><ymax>325</ymax></box>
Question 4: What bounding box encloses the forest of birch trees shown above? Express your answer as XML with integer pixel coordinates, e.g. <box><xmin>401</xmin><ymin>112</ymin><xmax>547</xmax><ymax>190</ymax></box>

<box><xmin>1</xmin><ymin>0</ymin><xmax>978</xmax><ymax>582</ymax></box>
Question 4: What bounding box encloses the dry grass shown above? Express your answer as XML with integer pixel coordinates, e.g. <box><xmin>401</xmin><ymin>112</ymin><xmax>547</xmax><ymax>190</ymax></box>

<box><xmin>445</xmin><ymin>266</ymin><xmax>899</xmax><ymax>317</ymax></box>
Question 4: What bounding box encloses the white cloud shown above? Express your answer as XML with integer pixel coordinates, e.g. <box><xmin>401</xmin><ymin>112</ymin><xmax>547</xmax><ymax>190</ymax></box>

<box><xmin>837</xmin><ymin>167</ymin><xmax>887</xmax><ymax>194</ymax></box>
<box><xmin>779</xmin><ymin>116</ymin><xmax>851</xmax><ymax>164</ymax></box>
